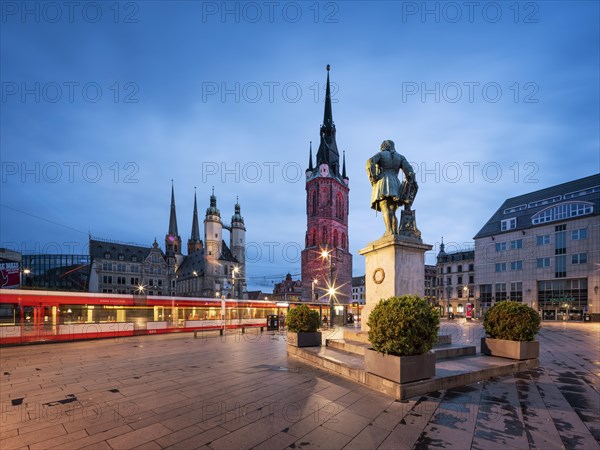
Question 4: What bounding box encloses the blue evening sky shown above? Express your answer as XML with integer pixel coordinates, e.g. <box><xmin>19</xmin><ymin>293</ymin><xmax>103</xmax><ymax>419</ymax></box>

<box><xmin>1</xmin><ymin>1</ymin><xmax>599</xmax><ymax>291</ymax></box>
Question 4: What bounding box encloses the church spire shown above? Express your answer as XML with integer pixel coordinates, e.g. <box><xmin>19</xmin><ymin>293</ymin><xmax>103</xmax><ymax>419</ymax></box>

<box><xmin>323</xmin><ymin>64</ymin><xmax>333</xmax><ymax>127</ymax></box>
<box><xmin>168</xmin><ymin>181</ymin><xmax>179</xmax><ymax>237</ymax></box>
<box><xmin>342</xmin><ymin>150</ymin><xmax>347</xmax><ymax>179</ymax></box>
<box><xmin>166</xmin><ymin>180</ymin><xmax>182</xmax><ymax>256</ymax></box>
<box><xmin>190</xmin><ymin>188</ymin><xmax>200</xmax><ymax>242</ymax></box>
<box><xmin>308</xmin><ymin>141</ymin><xmax>314</xmax><ymax>171</ymax></box>
<box><xmin>315</xmin><ymin>64</ymin><xmax>340</xmax><ymax>176</ymax></box>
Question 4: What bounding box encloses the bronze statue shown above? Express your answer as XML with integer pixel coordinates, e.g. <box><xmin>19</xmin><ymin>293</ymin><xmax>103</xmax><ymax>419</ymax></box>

<box><xmin>367</xmin><ymin>140</ymin><xmax>419</xmax><ymax>237</ymax></box>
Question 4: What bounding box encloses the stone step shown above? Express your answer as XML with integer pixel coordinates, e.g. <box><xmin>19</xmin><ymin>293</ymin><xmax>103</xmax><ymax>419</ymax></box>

<box><xmin>343</xmin><ymin>329</ymin><xmax>452</xmax><ymax>345</ymax></box>
<box><xmin>287</xmin><ymin>344</ymin><xmax>538</xmax><ymax>401</ymax></box>
<box><xmin>326</xmin><ymin>339</ymin><xmax>474</xmax><ymax>360</ymax></box>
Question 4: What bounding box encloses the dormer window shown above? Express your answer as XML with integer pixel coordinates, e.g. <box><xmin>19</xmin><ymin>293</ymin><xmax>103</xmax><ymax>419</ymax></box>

<box><xmin>104</xmin><ymin>252</ymin><xmax>111</xmax><ymax>259</ymax></box>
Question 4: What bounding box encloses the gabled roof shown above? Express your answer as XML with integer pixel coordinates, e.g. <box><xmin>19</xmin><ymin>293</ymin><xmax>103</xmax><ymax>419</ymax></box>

<box><xmin>89</xmin><ymin>239</ymin><xmax>163</xmax><ymax>262</ymax></box>
<box><xmin>474</xmin><ymin>174</ymin><xmax>600</xmax><ymax>239</ymax></box>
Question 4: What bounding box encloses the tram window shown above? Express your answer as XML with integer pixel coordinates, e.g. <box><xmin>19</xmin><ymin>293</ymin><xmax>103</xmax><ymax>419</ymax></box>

<box><xmin>0</xmin><ymin>304</ymin><xmax>17</xmax><ymax>325</ymax></box>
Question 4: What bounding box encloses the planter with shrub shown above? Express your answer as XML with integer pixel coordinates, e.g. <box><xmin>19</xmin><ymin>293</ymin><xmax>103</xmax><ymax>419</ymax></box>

<box><xmin>481</xmin><ymin>301</ymin><xmax>540</xmax><ymax>360</ymax></box>
<box><xmin>286</xmin><ymin>304</ymin><xmax>322</xmax><ymax>347</ymax></box>
<box><xmin>365</xmin><ymin>295</ymin><xmax>440</xmax><ymax>383</ymax></box>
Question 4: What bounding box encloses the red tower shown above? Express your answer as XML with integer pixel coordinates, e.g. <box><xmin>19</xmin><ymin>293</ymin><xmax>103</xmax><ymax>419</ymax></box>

<box><xmin>301</xmin><ymin>66</ymin><xmax>352</xmax><ymax>307</ymax></box>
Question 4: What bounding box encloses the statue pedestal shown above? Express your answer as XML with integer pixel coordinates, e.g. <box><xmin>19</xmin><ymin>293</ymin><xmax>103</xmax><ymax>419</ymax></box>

<box><xmin>358</xmin><ymin>235</ymin><xmax>433</xmax><ymax>332</ymax></box>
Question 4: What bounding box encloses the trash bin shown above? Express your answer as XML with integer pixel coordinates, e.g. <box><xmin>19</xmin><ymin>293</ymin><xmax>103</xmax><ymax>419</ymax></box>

<box><xmin>266</xmin><ymin>314</ymin><xmax>279</xmax><ymax>331</ymax></box>
<box><xmin>584</xmin><ymin>313</ymin><xmax>591</xmax><ymax>322</ymax></box>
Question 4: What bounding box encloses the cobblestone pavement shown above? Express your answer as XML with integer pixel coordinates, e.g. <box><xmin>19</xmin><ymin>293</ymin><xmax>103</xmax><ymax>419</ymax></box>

<box><xmin>1</xmin><ymin>321</ymin><xmax>598</xmax><ymax>449</ymax></box>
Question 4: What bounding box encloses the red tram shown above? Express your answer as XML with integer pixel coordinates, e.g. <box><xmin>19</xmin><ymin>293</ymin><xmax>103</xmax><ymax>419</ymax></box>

<box><xmin>0</xmin><ymin>289</ymin><xmax>283</xmax><ymax>345</ymax></box>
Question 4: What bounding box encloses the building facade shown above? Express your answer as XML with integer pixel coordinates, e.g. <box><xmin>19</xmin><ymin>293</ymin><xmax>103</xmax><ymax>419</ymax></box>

<box><xmin>474</xmin><ymin>174</ymin><xmax>599</xmax><ymax>321</ymax></box>
<box><xmin>300</xmin><ymin>66</ymin><xmax>352</xmax><ymax>305</ymax></box>
<box><xmin>351</xmin><ymin>275</ymin><xmax>366</xmax><ymax>304</ymax></box>
<box><xmin>88</xmin><ymin>186</ymin><xmax>246</xmax><ymax>298</ymax></box>
<box><xmin>424</xmin><ymin>264</ymin><xmax>437</xmax><ymax>305</ymax></box>
<box><xmin>89</xmin><ymin>239</ymin><xmax>168</xmax><ymax>295</ymax></box>
<box><xmin>436</xmin><ymin>241</ymin><xmax>476</xmax><ymax>317</ymax></box>
<box><xmin>21</xmin><ymin>254</ymin><xmax>90</xmax><ymax>291</ymax></box>
<box><xmin>272</xmin><ymin>273</ymin><xmax>302</xmax><ymax>302</ymax></box>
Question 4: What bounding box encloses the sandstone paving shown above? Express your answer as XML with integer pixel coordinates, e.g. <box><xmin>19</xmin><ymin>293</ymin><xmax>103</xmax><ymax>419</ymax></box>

<box><xmin>0</xmin><ymin>322</ymin><xmax>598</xmax><ymax>449</ymax></box>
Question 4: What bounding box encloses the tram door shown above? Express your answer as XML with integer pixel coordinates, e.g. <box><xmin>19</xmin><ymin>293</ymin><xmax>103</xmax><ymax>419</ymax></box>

<box><xmin>22</xmin><ymin>305</ymin><xmax>56</xmax><ymax>339</ymax></box>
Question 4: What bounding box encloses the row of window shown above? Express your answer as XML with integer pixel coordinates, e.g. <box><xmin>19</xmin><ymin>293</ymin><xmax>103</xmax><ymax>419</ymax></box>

<box><xmin>102</xmin><ymin>275</ymin><xmax>164</xmax><ymax>287</ymax></box>
<box><xmin>495</xmin><ymin>227</ymin><xmax>588</xmax><ymax>252</ymax></box>
<box><xmin>100</xmin><ymin>262</ymin><xmax>164</xmax><ymax>275</ymax></box>
<box><xmin>440</xmin><ymin>275</ymin><xmax>475</xmax><ymax>286</ymax></box>
<box><xmin>495</xmin><ymin>253</ymin><xmax>587</xmax><ymax>272</ymax></box>
<box><xmin>441</xmin><ymin>264</ymin><xmax>474</xmax><ymax>274</ymax></box>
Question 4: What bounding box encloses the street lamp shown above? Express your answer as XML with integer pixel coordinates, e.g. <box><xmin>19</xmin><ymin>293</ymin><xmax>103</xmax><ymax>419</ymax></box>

<box><xmin>20</xmin><ymin>268</ymin><xmax>31</xmax><ymax>288</ymax></box>
<box><xmin>312</xmin><ymin>278</ymin><xmax>318</xmax><ymax>302</ymax></box>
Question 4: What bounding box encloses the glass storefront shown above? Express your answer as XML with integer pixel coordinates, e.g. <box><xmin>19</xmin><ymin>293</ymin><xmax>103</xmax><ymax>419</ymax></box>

<box><xmin>538</xmin><ymin>278</ymin><xmax>587</xmax><ymax>321</ymax></box>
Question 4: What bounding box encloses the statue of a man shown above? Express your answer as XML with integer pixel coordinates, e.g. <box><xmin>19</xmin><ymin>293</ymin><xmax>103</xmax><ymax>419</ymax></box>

<box><xmin>367</xmin><ymin>140</ymin><xmax>418</xmax><ymax>236</ymax></box>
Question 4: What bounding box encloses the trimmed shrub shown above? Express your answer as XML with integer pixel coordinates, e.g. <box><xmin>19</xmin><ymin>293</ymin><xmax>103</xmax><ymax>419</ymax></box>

<box><xmin>286</xmin><ymin>304</ymin><xmax>320</xmax><ymax>333</ymax></box>
<box><xmin>483</xmin><ymin>301</ymin><xmax>541</xmax><ymax>341</ymax></box>
<box><xmin>367</xmin><ymin>295</ymin><xmax>440</xmax><ymax>356</ymax></box>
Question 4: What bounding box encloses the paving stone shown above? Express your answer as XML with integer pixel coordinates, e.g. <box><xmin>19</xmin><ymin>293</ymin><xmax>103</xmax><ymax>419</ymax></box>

<box><xmin>0</xmin><ymin>322</ymin><xmax>598</xmax><ymax>449</ymax></box>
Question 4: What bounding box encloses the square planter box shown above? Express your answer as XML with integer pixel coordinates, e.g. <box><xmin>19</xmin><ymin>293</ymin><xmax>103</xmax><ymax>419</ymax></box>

<box><xmin>287</xmin><ymin>331</ymin><xmax>322</xmax><ymax>348</ymax></box>
<box><xmin>481</xmin><ymin>337</ymin><xmax>539</xmax><ymax>360</ymax></box>
<box><xmin>364</xmin><ymin>348</ymin><xmax>435</xmax><ymax>384</ymax></box>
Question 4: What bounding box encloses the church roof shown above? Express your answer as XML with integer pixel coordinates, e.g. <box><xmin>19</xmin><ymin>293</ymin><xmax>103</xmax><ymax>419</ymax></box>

<box><xmin>177</xmin><ymin>248</ymin><xmax>205</xmax><ymax>279</ymax></box>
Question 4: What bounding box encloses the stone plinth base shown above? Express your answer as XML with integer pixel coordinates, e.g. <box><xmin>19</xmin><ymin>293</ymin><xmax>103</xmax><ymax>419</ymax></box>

<box><xmin>359</xmin><ymin>235</ymin><xmax>432</xmax><ymax>332</ymax></box>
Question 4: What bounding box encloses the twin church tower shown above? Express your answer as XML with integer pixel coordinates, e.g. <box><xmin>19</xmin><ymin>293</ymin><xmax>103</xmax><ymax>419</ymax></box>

<box><xmin>165</xmin><ymin>186</ymin><xmax>246</xmax><ymax>299</ymax></box>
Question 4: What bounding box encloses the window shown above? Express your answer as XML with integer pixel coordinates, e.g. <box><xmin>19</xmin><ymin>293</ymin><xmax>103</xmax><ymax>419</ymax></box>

<box><xmin>532</xmin><ymin>202</ymin><xmax>593</xmax><ymax>225</ymax></box>
<box><xmin>571</xmin><ymin>228</ymin><xmax>588</xmax><ymax>240</ymax></box>
<box><xmin>510</xmin><ymin>261</ymin><xmax>523</xmax><ymax>271</ymax></box>
<box><xmin>468</xmin><ymin>264</ymin><xmax>474</xmax><ymax>272</ymax></box>
<box><xmin>495</xmin><ymin>242</ymin><xmax>507</xmax><ymax>252</ymax></box>
<box><xmin>117</xmin><ymin>277</ymin><xmax>126</xmax><ymax>285</ymax></box>
<box><xmin>457</xmin><ymin>276</ymin><xmax>463</xmax><ymax>285</ymax></box>
<box><xmin>130</xmin><ymin>277</ymin><xmax>139</xmax><ymax>285</ymax></box>
<box><xmin>446</xmin><ymin>267</ymin><xmax>451</xmax><ymax>274</ymax></box>
<box><xmin>555</xmin><ymin>255</ymin><xmax>566</xmax><ymax>278</ymax></box>
<box><xmin>480</xmin><ymin>284</ymin><xmax>492</xmax><ymax>306</ymax></box>
<box><xmin>510</xmin><ymin>239</ymin><xmax>523</xmax><ymax>250</ymax></box>
<box><xmin>537</xmin><ymin>258</ymin><xmax>551</xmax><ymax>268</ymax></box>
<box><xmin>457</xmin><ymin>265</ymin><xmax>463</xmax><ymax>272</ymax></box>
<box><xmin>103</xmin><ymin>275</ymin><xmax>113</xmax><ymax>284</ymax></box>
<box><xmin>117</xmin><ymin>264</ymin><xmax>126</xmax><ymax>272</ymax></box>
<box><xmin>131</xmin><ymin>255</ymin><xmax>138</xmax><ymax>262</ymax></box>
<box><xmin>495</xmin><ymin>263</ymin><xmax>507</xmax><ymax>272</ymax></box>
<box><xmin>447</xmin><ymin>277</ymin><xmax>452</xmax><ymax>286</ymax></box>
<box><xmin>118</xmin><ymin>254</ymin><xmax>124</xmax><ymax>261</ymax></box>
<box><xmin>555</xmin><ymin>228</ymin><xmax>566</xmax><ymax>255</ymax></box>
<box><xmin>469</xmin><ymin>275</ymin><xmax>474</xmax><ymax>284</ymax></box>
<box><xmin>510</xmin><ymin>282</ymin><xmax>523</xmax><ymax>302</ymax></box>
<box><xmin>572</xmin><ymin>253</ymin><xmax>587</xmax><ymax>264</ymax></box>
<box><xmin>495</xmin><ymin>283</ymin><xmax>507</xmax><ymax>301</ymax></box>
<box><xmin>158</xmin><ymin>280</ymin><xmax>163</xmax><ymax>287</ymax></box>
<box><xmin>104</xmin><ymin>252</ymin><xmax>111</xmax><ymax>259</ymax></box>
<box><xmin>457</xmin><ymin>287</ymin><xmax>463</xmax><ymax>298</ymax></box>
<box><xmin>536</xmin><ymin>234</ymin><xmax>550</xmax><ymax>246</ymax></box>
<box><xmin>501</xmin><ymin>218</ymin><xmax>517</xmax><ymax>231</ymax></box>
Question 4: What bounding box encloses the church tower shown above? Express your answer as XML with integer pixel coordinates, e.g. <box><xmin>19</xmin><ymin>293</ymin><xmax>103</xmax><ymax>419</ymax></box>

<box><xmin>300</xmin><ymin>65</ymin><xmax>352</xmax><ymax>305</ymax></box>
<box><xmin>230</xmin><ymin>198</ymin><xmax>246</xmax><ymax>299</ymax></box>
<box><xmin>187</xmin><ymin>189</ymin><xmax>203</xmax><ymax>254</ymax></box>
<box><xmin>203</xmin><ymin>188</ymin><xmax>223</xmax><ymax>296</ymax></box>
